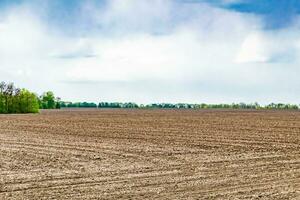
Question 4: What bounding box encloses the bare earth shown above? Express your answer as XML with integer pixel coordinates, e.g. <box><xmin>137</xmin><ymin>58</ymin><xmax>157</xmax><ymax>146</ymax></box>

<box><xmin>0</xmin><ymin>109</ymin><xmax>299</xmax><ymax>199</ymax></box>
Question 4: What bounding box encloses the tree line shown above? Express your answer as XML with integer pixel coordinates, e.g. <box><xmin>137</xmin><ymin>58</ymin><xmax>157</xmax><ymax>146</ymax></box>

<box><xmin>60</xmin><ymin>102</ymin><xmax>139</xmax><ymax>108</ymax></box>
<box><xmin>1</xmin><ymin>81</ymin><xmax>299</xmax><ymax>114</ymax></box>
<box><xmin>61</xmin><ymin>101</ymin><xmax>300</xmax><ymax>110</ymax></box>
<box><xmin>60</xmin><ymin>102</ymin><xmax>97</xmax><ymax>108</ymax></box>
<box><xmin>0</xmin><ymin>82</ymin><xmax>60</xmax><ymax>114</ymax></box>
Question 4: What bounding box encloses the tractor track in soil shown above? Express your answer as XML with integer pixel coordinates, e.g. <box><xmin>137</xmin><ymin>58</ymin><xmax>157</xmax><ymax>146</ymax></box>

<box><xmin>0</xmin><ymin>109</ymin><xmax>299</xmax><ymax>199</ymax></box>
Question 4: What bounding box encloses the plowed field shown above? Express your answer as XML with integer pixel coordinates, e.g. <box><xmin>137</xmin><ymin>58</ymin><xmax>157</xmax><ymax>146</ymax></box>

<box><xmin>0</xmin><ymin>109</ymin><xmax>299</xmax><ymax>199</ymax></box>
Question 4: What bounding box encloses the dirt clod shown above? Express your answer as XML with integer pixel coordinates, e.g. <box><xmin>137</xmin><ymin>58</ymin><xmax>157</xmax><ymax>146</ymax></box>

<box><xmin>0</xmin><ymin>109</ymin><xmax>299</xmax><ymax>199</ymax></box>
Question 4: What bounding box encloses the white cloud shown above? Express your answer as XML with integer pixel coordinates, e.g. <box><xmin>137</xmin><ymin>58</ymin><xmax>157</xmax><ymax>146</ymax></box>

<box><xmin>86</xmin><ymin>0</ymin><xmax>172</xmax><ymax>34</ymax></box>
<box><xmin>0</xmin><ymin>0</ymin><xmax>299</xmax><ymax>103</ymax></box>
<box><xmin>235</xmin><ymin>28</ymin><xmax>300</xmax><ymax>64</ymax></box>
<box><xmin>66</xmin><ymin>1</ymin><xmax>260</xmax><ymax>84</ymax></box>
<box><xmin>235</xmin><ymin>32</ymin><xmax>270</xmax><ymax>63</ymax></box>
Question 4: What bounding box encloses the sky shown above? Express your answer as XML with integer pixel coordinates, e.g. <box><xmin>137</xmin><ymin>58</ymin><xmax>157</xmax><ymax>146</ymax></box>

<box><xmin>0</xmin><ymin>0</ymin><xmax>300</xmax><ymax>104</ymax></box>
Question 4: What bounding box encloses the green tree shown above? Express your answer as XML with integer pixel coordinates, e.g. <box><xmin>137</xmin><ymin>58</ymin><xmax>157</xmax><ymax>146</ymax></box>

<box><xmin>0</xmin><ymin>82</ymin><xmax>39</xmax><ymax>114</ymax></box>
<box><xmin>41</xmin><ymin>91</ymin><xmax>56</xmax><ymax>109</ymax></box>
<box><xmin>0</xmin><ymin>82</ymin><xmax>6</xmax><ymax>113</ymax></box>
<box><xmin>19</xmin><ymin>89</ymin><xmax>39</xmax><ymax>113</ymax></box>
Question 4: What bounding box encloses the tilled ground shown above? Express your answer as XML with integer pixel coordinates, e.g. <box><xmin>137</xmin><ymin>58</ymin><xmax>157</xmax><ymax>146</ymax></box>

<box><xmin>0</xmin><ymin>109</ymin><xmax>299</xmax><ymax>199</ymax></box>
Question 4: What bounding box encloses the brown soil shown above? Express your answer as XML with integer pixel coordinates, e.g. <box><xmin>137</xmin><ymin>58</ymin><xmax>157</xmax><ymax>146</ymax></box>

<box><xmin>0</xmin><ymin>109</ymin><xmax>299</xmax><ymax>199</ymax></box>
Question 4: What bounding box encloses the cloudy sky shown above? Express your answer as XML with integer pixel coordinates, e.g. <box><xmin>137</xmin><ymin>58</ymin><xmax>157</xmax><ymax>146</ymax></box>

<box><xmin>0</xmin><ymin>0</ymin><xmax>299</xmax><ymax>104</ymax></box>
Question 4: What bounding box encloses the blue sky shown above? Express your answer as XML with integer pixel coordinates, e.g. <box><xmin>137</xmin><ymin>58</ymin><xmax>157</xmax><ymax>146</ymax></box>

<box><xmin>0</xmin><ymin>0</ymin><xmax>299</xmax><ymax>103</ymax></box>
<box><xmin>1</xmin><ymin>0</ymin><xmax>298</xmax><ymax>30</ymax></box>
<box><xmin>225</xmin><ymin>0</ymin><xmax>300</xmax><ymax>29</ymax></box>
<box><xmin>1</xmin><ymin>0</ymin><xmax>297</xmax><ymax>28</ymax></box>
<box><xmin>2</xmin><ymin>0</ymin><xmax>299</xmax><ymax>33</ymax></box>
<box><xmin>1</xmin><ymin>0</ymin><xmax>298</xmax><ymax>33</ymax></box>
